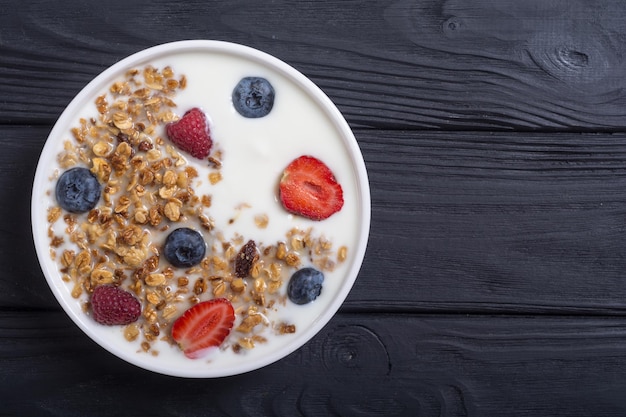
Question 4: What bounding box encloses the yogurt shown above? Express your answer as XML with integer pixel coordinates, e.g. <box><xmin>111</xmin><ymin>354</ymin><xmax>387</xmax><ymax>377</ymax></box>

<box><xmin>32</xmin><ymin>41</ymin><xmax>369</xmax><ymax>377</ymax></box>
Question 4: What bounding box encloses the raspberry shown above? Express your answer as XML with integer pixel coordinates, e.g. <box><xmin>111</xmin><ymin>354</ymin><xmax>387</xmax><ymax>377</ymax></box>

<box><xmin>90</xmin><ymin>285</ymin><xmax>141</xmax><ymax>326</ymax></box>
<box><xmin>165</xmin><ymin>107</ymin><xmax>212</xmax><ymax>159</ymax></box>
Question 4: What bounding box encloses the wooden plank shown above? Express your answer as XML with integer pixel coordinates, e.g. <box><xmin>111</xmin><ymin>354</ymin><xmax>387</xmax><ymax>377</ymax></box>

<box><xmin>0</xmin><ymin>126</ymin><xmax>55</xmax><ymax>308</ymax></box>
<box><xmin>1</xmin><ymin>0</ymin><xmax>626</xmax><ymax>129</ymax></box>
<box><xmin>8</xmin><ymin>125</ymin><xmax>626</xmax><ymax>312</ymax></box>
<box><xmin>353</xmin><ymin>129</ymin><xmax>626</xmax><ymax>314</ymax></box>
<box><xmin>2</xmin><ymin>310</ymin><xmax>626</xmax><ymax>416</ymax></box>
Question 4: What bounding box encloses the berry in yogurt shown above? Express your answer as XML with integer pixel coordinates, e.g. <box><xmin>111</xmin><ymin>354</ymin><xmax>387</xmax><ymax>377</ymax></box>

<box><xmin>171</xmin><ymin>298</ymin><xmax>235</xmax><ymax>359</ymax></box>
<box><xmin>91</xmin><ymin>285</ymin><xmax>142</xmax><ymax>326</ymax></box>
<box><xmin>55</xmin><ymin>167</ymin><xmax>101</xmax><ymax>213</ymax></box>
<box><xmin>163</xmin><ymin>227</ymin><xmax>207</xmax><ymax>268</ymax></box>
<box><xmin>232</xmin><ymin>76</ymin><xmax>275</xmax><ymax>118</ymax></box>
<box><xmin>279</xmin><ymin>155</ymin><xmax>344</xmax><ymax>220</ymax></box>
<box><xmin>165</xmin><ymin>107</ymin><xmax>213</xmax><ymax>159</ymax></box>
<box><xmin>287</xmin><ymin>267</ymin><xmax>324</xmax><ymax>305</ymax></box>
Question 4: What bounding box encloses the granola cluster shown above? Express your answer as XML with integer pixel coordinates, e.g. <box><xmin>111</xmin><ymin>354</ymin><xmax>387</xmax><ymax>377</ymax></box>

<box><xmin>46</xmin><ymin>65</ymin><xmax>348</xmax><ymax>356</ymax></box>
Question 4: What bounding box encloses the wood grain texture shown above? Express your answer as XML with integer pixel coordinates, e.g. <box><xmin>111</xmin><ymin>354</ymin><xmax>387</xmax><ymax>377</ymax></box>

<box><xmin>0</xmin><ymin>126</ymin><xmax>54</xmax><ymax>308</ymax></box>
<box><xmin>2</xmin><ymin>0</ymin><xmax>626</xmax><ymax>129</ymax></box>
<box><xmin>358</xmin><ymin>130</ymin><xmax>626</xmax><ymax>313</ymax></box>
<box><xmin>2</xmin><ymin>311</ymin><xmax>626</xmax><ymax>417</ymax></box>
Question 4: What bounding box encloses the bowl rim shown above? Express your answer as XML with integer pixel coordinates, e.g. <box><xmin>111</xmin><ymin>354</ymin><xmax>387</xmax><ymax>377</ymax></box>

<box><xmin>31</xmin><ymin>39</ymin><xmax>371</xmax><ymax>378</ymax></box>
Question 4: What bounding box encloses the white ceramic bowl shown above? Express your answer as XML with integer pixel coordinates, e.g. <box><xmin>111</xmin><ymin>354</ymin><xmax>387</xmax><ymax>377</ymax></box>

<box><xmin>31</xmin><ymin>40</ymin><xmax>370</xmax><ymax>377</ymax></box>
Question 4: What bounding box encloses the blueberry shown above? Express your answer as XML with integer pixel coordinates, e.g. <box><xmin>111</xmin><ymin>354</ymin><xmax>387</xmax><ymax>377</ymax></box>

<box><xmin>287</xmin><ymin>267</ymin><xmax>324</xmax><ymax>305</ymax></box>
<box><xmin>232</xmin><ymin>77</ymin><xmax>275</xmax><ymax>118</ymax></box>
<box><xmin>55</xmin><ymin>167</ymin><xmax>101</xmax><ymax>213</ymax></box>
<box><xmin>163</xmin><ymin>228</ymin><xmax>206</xmax><ymax>268</ymax></box>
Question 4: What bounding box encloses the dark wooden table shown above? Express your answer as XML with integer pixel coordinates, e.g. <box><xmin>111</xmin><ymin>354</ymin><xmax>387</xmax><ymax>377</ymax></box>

<box><xmin>3</xmin><ymin>0</ymin><xmax>626</xmax><ymax>415</ymax></box>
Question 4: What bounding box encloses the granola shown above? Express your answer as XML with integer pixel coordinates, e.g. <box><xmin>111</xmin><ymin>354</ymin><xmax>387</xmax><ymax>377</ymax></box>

<box><xmin>46</xmin><ymin>65</ymin><xmax>347</xmax><ymax>357</ymax></box>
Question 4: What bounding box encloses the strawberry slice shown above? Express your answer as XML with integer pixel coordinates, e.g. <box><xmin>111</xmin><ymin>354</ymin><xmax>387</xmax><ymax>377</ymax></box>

<box><xmin>171</xmin><ymin>298</ymin><xmax>235</xmax><ymax>359</ymax></box>
<box><xmin>279</xmin><ymin>155</ymin><xmax>344</xmax><ymax>221</ymax></box>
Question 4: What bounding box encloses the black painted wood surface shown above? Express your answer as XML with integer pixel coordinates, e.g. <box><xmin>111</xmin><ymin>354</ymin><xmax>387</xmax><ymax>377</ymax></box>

<box><xmin>3</xmin><ymin>0</ymin><xmax>626</xmax><ymax>416</ymax></box>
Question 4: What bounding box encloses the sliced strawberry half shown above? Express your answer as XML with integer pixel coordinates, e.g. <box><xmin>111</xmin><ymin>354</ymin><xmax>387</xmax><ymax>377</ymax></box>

<box><xmin>279</xmin><ymin>155</ymin><xmax>344</xmax><ymax>221</ymax></box>
<box><xmin>171</xmin><ymin>298</ymin><xmax>235</xmax><ymax>359</ymax></box>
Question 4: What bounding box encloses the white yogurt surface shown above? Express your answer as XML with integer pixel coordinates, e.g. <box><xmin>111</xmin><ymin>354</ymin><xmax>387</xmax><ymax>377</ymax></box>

<box><xmin>31</xmin><ymin>41</ymin><xmax>369</xmax><ymax>377</ymax></box>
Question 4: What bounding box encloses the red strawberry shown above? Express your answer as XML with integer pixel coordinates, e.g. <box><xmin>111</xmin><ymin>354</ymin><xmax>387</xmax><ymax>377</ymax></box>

<box><xmin>279</xmin><ymin>155</ymin><xmax>344</xmax><ymax>221</ymax></box>
<box><xmin>171</xmin><ymin>298</ymin><xmax>235</xmax><ymax>359</ymax></box>
<box><xmin>165</xmin><ymin>107</ymin><xmax>212</xmax><ymax>159</ymax></box>
<box><xmin>90</xmin><ymin>285</ymin><xmax>141</xmax><ymax>326</ymax></box>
